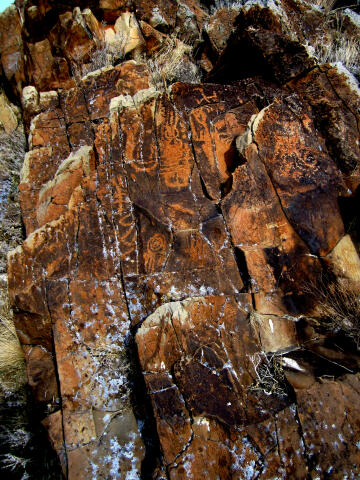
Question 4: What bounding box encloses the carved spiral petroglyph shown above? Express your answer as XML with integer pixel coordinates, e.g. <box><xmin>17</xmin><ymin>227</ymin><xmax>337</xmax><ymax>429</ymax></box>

<box><xmin>147</xmin><ymin>233</ymin><xmax>167</xmax><ymax>253</ymax></box>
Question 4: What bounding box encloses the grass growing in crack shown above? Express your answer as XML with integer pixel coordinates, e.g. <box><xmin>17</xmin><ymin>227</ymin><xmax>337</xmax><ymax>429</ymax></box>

<box><xmin>82</xmin><ymin>41</ymin><xmax>127</xmax><ymax>76</ymax></box>
<box><xmin>72</xmin><ymin>26</ymin><xmax>128</xmax><ymax>80</ymax></box>
<box><xmin>314</xmin><ymin>35</ymin><xmax>360</xmax><ymax>76</ymax></box>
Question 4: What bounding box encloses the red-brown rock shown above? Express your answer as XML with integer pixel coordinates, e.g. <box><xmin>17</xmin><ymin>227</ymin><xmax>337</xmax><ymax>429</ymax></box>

<box><xmin>3</xmin><ymin>1</ymin><xmax>360</xmax><ymax>478</ymax></box>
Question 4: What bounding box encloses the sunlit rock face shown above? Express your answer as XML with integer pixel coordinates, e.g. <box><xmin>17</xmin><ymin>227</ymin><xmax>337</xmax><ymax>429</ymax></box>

<box><xmin>2</xmin><ymin>0</ymin><xmax>360</xmax><ymax>478</ymax></box>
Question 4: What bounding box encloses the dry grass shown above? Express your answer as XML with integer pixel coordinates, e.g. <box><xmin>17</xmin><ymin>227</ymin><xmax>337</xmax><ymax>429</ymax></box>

<box><xmin>72</xmin><ymin>29</ymin><xmax>128</xmax><ymax>80</ymax></box>
<box><xmin>0</xmin><ymin>284</ymin><xmax>26</xmax><ymax>397</ymax></box>
<box><xmin>83</xmin><ymin>41</ymin><xmax>126</xmax><ymax>75</ymax></box>
<box><xmin>310</xmin><ymin>9</ymin><xmax>360</xmax><ymax>77</ymax></box>
<box><xmin>311</xmin><ymin>0</ymin><xmax>337</xmax><ymax>12</ymax></box>
<box><xmin>309</xmin><ymin>279</ymin><xmax>360</xmax><ymax>348</ymax></box>
<box><xmin>313</xmin><ymin>34</ymin><xmax>360</xmax><ymax>76</ymax></box>
<box><xmin>146</xmin><ymin>37</ymin><xmax>202</xmax><ymax>90</ymax></box>
<box><xmin>210</xmin><ymin>0</ymin><xmax>242</xmax><ymax>14</ymax></box>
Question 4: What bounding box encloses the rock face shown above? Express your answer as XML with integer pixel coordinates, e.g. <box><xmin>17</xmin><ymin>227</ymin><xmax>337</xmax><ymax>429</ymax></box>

<box><xmin>2</xmin><ymin>0</ymin><xmax>360</xmax><ymax>478</ymax></box>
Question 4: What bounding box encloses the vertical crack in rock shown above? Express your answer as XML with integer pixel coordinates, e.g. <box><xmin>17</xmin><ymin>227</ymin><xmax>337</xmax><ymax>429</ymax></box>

<box><xmin>166</xmin><ymin>363</ymin><xmax>195</xmax><ymax>477</ymax></box>
<box><xmin>184</xmin><ymin>112</ymin><xmax>215</xmax><ymax>202</ymax></box>
<box><xmin>292</xmin><ymin>402</ymin><xmax>312</xmax><ymax>478</ymax></box>
<box><xmin>126</xmin><ymin>329</ymin><xmax>163</xmax><ymax>480</ymax></box>
<box><xmin>233</xmin><ymin>247</ymin><xmax>252</xmax><ymax>293</ymax></box>
<box><xmin>45</xmin><ymin>282</ymin><xmax>69</xmax><ymax>478</ymax></box>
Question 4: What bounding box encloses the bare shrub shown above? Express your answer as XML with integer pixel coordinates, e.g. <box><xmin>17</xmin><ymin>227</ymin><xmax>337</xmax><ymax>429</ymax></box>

<box><xmin>248</xmin><ymin>351</ymin><xmax>288</xmax><ymax>396</ymax></box>
<box><xmin>0</xmin><ymin>453</ymin><xmax>29</xmax><ymax>472</ymax></box>
<box><xmin>0</xmin><ymin>427</ymin><xmax>31</xmax><ymax>450</ymax></box>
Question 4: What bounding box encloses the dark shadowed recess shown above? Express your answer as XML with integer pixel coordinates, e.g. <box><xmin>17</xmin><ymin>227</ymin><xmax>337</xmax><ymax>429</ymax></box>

<box><xmin>333</xmin><ymin>0</ymin><xmax>360</xmax><ymax>13</ymax></box>
<box><xmin>126</xmin><ymin>330</ymin><xmax>163</xmax><ymax>480</ymax></box>
<box><xmin>233</xmin><ymin>247</ymin><xmax>252</xmax><ymax>292</ymax></box>
<box><xmin>0</xmin><ymin>387</ymin><xmax>64</xmax><ymax>480</ymax></box>
<box><xmin>17</xmin><ymin>0</ymin><xmax>102</xmax><ymax>42</ymax></box>
<box><xmin>295</xmin><ymin>318</ymin><xmax>360</xmax><ymax>375</ymax></box>
<box><xmin>339</xmin><ymin>185</ymin><xmax>360</xmax><ymax>253</ymax></box>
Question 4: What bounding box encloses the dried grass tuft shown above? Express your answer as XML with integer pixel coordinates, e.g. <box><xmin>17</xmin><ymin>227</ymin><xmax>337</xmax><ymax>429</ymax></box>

<box><xmin>0</xmin><ymin>286</ymin><xmax>26</xmax><ymax>396</ymax></box>
<box><xmin>314</xmin><ymin>34</ymin><xmax>360</xmax><ymax>76</ymax></box>
<box><xmin>308</xmin><ymin>279</ymin><xmax>360</xmax><ymax>348</ymax></box>
<box><xmin>311</xmin><ymin>0</ymin><xmax>337</xmax><ymax>12</ymax></box>
<box><xmin>210</xmin><ymin>0</ymin><xmax>243</xmax><ymax>14</ymax></box>
<box><xmin>146</xmin><ymin>37</ymin><xmax>202</xmax><ymax>90</ymax></box>
<box><xmin>310</xmin><ymin>10</ymin><xmax>360</xmax><ymax>77</ymax></box>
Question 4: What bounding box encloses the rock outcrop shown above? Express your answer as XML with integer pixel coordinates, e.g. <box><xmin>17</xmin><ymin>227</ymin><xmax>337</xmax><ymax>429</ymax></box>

<box><xmin>1</xmin><ymin>0</ymin><xmax>360</xmax><ymax>478</ymax></box>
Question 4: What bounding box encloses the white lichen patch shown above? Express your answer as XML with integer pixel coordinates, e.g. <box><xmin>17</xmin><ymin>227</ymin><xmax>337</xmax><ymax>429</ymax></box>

<box><xmin>87</xmin><ymin>412</ymin><xmax>144</xmax><ymax>479</ymax></box>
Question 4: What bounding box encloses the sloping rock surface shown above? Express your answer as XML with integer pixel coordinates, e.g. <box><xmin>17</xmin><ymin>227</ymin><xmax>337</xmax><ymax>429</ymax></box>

<box><xmin>1</xmin><ymin>0</ymin><xmax>360</xmax><ymax>478</ymax></box>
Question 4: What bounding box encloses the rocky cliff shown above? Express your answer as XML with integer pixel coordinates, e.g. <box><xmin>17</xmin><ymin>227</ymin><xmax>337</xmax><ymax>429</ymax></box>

<box><xmin>1</xmin><ymin>0</ymin><xmax>360</xmax><ymax>478</ymax></box>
